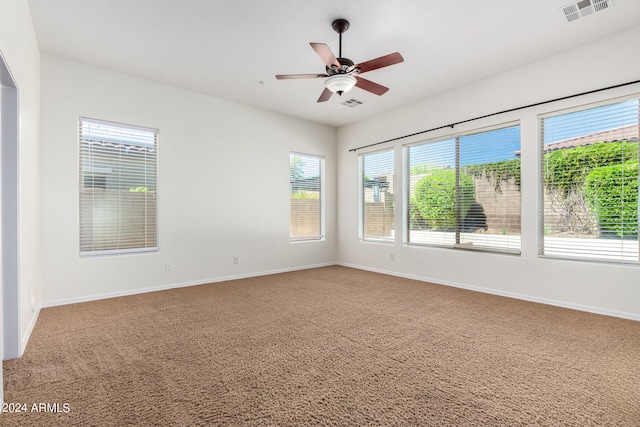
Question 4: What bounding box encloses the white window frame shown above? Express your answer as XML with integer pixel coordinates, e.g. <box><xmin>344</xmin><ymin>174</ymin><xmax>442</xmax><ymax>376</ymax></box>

<box><xmin>403</xmin><ymin>121</ymin><xmax>522</xmax><ymax>254</ymax></box>
<box><xmin>539</xmin><ymin>94</ymin><xmax>639</xmax><ymax>264</ymax></box>
<box><xmin>289</xmin><ymin>152</ymin><xmax>325</xmax><ymax>242</ymax></box>
<box><xmin>79</xmin><ymin>117</ymin><xmax>158</xmax><ymax>257</ymax></box>
<box><xmin>359</xmin><ymin>148</ymin><xmax>395</xmax><ymax>243</ymax></box>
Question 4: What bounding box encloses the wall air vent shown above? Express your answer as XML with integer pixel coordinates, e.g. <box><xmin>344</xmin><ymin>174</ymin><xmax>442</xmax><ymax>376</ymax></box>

<box><xmin>562</xmin><ymin>0</ymin><xmax>611</xmax><ymax>22</ymax></box>
<box><xmin>342</xmin><ymin>98</ymin><xmax>364</xmax><ymax>108</ymax></box>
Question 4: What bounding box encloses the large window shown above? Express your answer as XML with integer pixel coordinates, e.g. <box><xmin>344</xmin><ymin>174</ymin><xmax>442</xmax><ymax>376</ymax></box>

<box><xmin>290</xmin><ymin>152</ymin><xmax>324</xmax><ymax>241</ymax></box>
<box><xmin>404</xmin><ymin>124</ymin><xmax>521</xmax><ymax>253</ymax></box>
<box><xmin>79</xmin><ymin>118</ymin><xmax>158</xmax><ymax>256</ymax></box>
<box><xmin>360</xmin><ymin>149</ymin><xmax>395</xmax><ymax>241</ymax></box>
<box><xmin>541</xmin><ymin>97</ymin><xmax>639</xmax><ymax>263</ymax></box>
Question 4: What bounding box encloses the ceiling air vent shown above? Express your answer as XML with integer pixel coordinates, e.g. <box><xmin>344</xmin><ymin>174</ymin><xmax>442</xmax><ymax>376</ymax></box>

<box><xmin>562</xmin><ymin>0</ymin><xmax>611</xmax><ymax>22</ymax></box>
<box><xmin>342</xmin><ymin>98</ymin><xmax>364</xmax><ymax>108</ymax></box>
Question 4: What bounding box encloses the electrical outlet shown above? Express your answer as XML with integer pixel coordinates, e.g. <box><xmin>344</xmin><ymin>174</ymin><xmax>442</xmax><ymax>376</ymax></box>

<box><xmin>233</xmin><ymin>256</ymin><xmax>239</xmax><ymax>264</ymax></box>
<box><xmin>390</xmin><ymin>254</ymin><xmax>395</xmax><ymax>261</ymax></box>
<box><xmin>165</xmin><ymin>261</ymin><xmax>173</xmax><ymax>271</ymax></box>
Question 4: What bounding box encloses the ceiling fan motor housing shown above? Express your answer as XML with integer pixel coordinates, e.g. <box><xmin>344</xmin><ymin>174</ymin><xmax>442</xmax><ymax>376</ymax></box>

<box><xmin>326</xmin><ymin>57</ymin><xmax>360</xmax><ymax>75</ymax></box>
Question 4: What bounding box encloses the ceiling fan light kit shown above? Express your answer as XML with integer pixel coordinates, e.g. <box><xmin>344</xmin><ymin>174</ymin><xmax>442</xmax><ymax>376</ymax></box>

<box><xmin>325</xmin><ymin>74</ymin><xmax>357</xmax><ymax>95</ymax></box>
<box><xmin>276</xmin><ymin>18</ymin><xmax>404</xmax><ymax>103</ymax></box>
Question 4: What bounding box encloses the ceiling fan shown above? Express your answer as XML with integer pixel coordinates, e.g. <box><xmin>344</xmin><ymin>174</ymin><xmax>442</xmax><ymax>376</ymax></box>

<box><xmin>276</xmin><ymin>19</ymin><xmax>404</xmax><ymax>103</ymax></box>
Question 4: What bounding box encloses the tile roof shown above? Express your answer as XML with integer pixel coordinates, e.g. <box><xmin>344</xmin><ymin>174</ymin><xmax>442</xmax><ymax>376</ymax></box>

<box><xmin>544</xmin><ymin>123</ymin><xmax>638</xmax><ymax>152</ymax></box>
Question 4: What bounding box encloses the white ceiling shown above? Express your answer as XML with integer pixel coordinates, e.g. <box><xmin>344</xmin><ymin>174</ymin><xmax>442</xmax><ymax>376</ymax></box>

<box><xmin>27</xmin><ymin>0</ymin><xmax>640</xmax><ymax>128</ymax></box>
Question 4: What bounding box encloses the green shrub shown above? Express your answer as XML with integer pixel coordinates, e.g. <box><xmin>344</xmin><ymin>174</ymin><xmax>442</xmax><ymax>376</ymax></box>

<box><xmin>436</xmin><ymin>141</ymin><xmax>635</xmax><ymax>196</ymax></box>
<box><xmin>129</xmin><ymin>187</ymin><xmax>155</xmax><ymax>193</ymax></box>
<box><xmin>409</xmin><ymin>196</ymin><xmax>428</xmax><ymax>230</ymax></box>
<box><xmin>290</xmin><ymin>190</ymin><xmax>319</xmax><ymax>200</ymax></box>
<box><xmin>545</xmin><ymin>141</ymin><xmax>638</xmax><ymax>197</ymax></box>
<box><xmin>584</xmin><ymin>162</ymin><xmax>638</xmax><ymax>238</ymax></box>
<box><xmin>465</xmin><ymin>158</ymin><xmax>521</xmax><ymax>192</ymax></box>
<box><xmin>413</xmin><ymin>169</ymin><xmax>474</xmax><ymax>231</ymax></box>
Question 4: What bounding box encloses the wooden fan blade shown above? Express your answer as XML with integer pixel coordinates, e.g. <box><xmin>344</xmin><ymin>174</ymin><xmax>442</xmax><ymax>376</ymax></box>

<box><xmin>317</xmin><ymin>87</ymin><xmax>333</xmax><ymax>103</ymax></box>
<box><xmin>354</xmin><ymin>76</ymin><xmax>389</xmax><ymax>96</ymax></box>
<box><xmin>276</xmin><ymin>74</ymin><xmax>328</xmax><ymax>80</ymax></box>
<box><xmin>356</xmin><ymin>52</ymin><xmax>404</xmax><ymax>74</ymax></box>
<box><xmin>310</xmin><ymin>43</ymin><xmax>340</xmax><ymax>69</ymax></box>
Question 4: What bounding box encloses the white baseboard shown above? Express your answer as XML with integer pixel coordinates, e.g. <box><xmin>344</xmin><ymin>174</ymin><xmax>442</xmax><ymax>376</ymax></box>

<box><xmin>337</xmin><ymin>262</ymin><xmax>640</xmax><ymax>322</ymax></box>
<box><xmin>40</xmin><ymin>262</ymin><xmax>337</xmax><ymax>308</ymax></box>
<box><xmin>21</xmin><ymin>306</ymin><xmax>41</xmax><ymax>356</ymax></box>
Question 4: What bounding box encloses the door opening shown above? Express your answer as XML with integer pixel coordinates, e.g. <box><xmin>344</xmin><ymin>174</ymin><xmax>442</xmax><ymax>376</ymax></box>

<box><xmin>0</xmin><ymin>50</ymin><xmax>20</xmax><ymax>405</ymax></box>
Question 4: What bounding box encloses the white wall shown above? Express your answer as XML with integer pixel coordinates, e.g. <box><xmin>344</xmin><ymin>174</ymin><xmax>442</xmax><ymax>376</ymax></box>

<box><xmin>0</xmin><ymin>0</ymin><xmax>41</xmax><ymax>358</ymax></box>
<box><xmin>27</xmin><ymin>10</ymin><xmax>640</xmax><ymax>336</ymax></box>
<box><xmin>39</xmin><ymin>55</ymin><xmax>336</xmax><ymax>305</ymax></box>
<box><xmin>337</xmin><ymin>26</ymin><xmax>640</xmax><ymax>320</ymax></box>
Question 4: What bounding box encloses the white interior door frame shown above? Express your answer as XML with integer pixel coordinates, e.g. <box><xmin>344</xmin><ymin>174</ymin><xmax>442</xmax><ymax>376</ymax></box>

<box><xmin>0</xmin><ymin>49</ymin><xmax>21</xmax><ymax>404</ymax></box>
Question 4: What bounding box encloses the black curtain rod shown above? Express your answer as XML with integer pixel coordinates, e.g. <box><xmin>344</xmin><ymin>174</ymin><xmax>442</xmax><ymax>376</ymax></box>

<box><xmin>348</xmin><ymin>79</ymin><xmax>640</xmax><ymax>153</ymax></box>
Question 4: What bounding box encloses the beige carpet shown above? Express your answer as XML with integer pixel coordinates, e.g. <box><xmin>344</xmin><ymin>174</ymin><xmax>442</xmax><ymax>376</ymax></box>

<box><xmin>2</xmin><ymin>266</ymin><xmax>639</xmax><ymax>426</ymax></box>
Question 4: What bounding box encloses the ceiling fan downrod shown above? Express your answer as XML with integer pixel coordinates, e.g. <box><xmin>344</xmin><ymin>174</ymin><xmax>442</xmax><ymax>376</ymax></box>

<box><xmin>332</xmin><ymin>18</ymin><xmax>350</xmax><ymax>60</ymax></box>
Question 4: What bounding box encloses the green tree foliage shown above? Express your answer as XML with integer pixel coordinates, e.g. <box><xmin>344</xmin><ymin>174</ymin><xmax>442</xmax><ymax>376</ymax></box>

<box><xmin>584</xmin><ymin>162</ymin><xmax>638</xmax><ymax>237</ymax></box>
<box><xmin>463</xmin><ymin>141</ymin><xmax>637</xmax><ymax>195</ymax></box>
<box><xmin>413</xmin><ymin>169</ymin><xmax>474</xmax><ymax>231</ymax></box>
<box><xmin>409</xmin><ymin>196</ymin><xmax>428</xmax><ymax>230</ymax></box>
<box><xmin>411</xmin><ymin>141</ymin><xmax>638</xmax><ymax>238</ymax></box>
<box><xmin>290</xmin><ymin>190</ymin><xmax>319</xmax><ymax>200</ymax></box>
<box><xmin>462</xmin><ymin>140</ymin><xmax>638</xmax><ymax>237</ymax></box>
<box><xmin>290</xmin><ymin>156</ymin><xmax>305</xmax><ymax>181</ymax></box>
<box><xmin>129</xmin><ymin>187</ymin><xmax>155</xmax><ymax>193</ymax></box>
<box><xmin>544</xmin><ymin>141</ymin><xmax>638</xmax><ymax>197</ymax></box>
<box><xmin>465</xmin><ymin>158</ymin><xmax>521</xmax><ymax>192</ymax></box>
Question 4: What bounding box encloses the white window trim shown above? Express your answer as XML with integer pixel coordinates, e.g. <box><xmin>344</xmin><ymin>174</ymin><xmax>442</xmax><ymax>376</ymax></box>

<box><xmin>538</xmin><ymin>93</ymin><xmax>640</xmax><ymax>264</ymax></box>
<box><xmin>402</xmin><ymin>121</ymin><xmax>522</xmax><ymax>254</ymax></box>
<box><xmin>359</xmin><ymin>148</ymin><xmax>396</xmax><ymax>243</ymax></box>
<box><xmin>289</xmin><ymin>151</ymin><xmax>325</xmax><ymax>242</ymax></box>
<box><xmin>79</xmin><ymin>117</ymin><xmax>159</xmax><ymax>257</ymax></box>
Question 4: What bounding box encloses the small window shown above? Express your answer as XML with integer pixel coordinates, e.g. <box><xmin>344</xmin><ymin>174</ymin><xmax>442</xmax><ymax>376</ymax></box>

<box><xmin>359</xmin><ymin>149</ymin><xmax>395</xmax><ymax>241</ymax></box>
<box><xmin>540</xmin><ymin>96</ymin><xmax>639</xmax><ymax>263</ymax></box>
<box><xmin>79</xmin><ymin>117</ymin><xmax>158</xmax><ymax>256</ymax></box>
<box><xmin>404</xmin><ymin>124</ymin><xmax>521</xmax><ymax>253</ymax></box>
<box><xmin>290</xmin><ymin>152</ymin><xmax>324</xmax><ymax>241</ymax></box>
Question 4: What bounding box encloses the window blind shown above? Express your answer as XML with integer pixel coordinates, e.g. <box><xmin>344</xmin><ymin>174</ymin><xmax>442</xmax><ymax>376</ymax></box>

<box><xmin>79</xmin><ymin>117</ymin><xmax>158</xmax><ymax>256</ymax></box>
<box><xmin>360</xmin><ymin>149</ymin><xmax>395</xmax><ymax>241</ymax></box>
<box><xmin>290</xmin><ymin>152</ymin><xmax>324</xmax><ymax>241</ymax></box>
<box><xmin>405</xmin><ymin>137</ymin><xmax>456</xmax><ymax>246</ymax></box>
<box><xmin>540</xmin><ymin>96</ymin><xmax>639</xmax><ymax>263</ymax></box>
<box><xmin>405</xmin><ymin>124</ymin><xmax>521</xmax><ymax>253</ymax></box>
